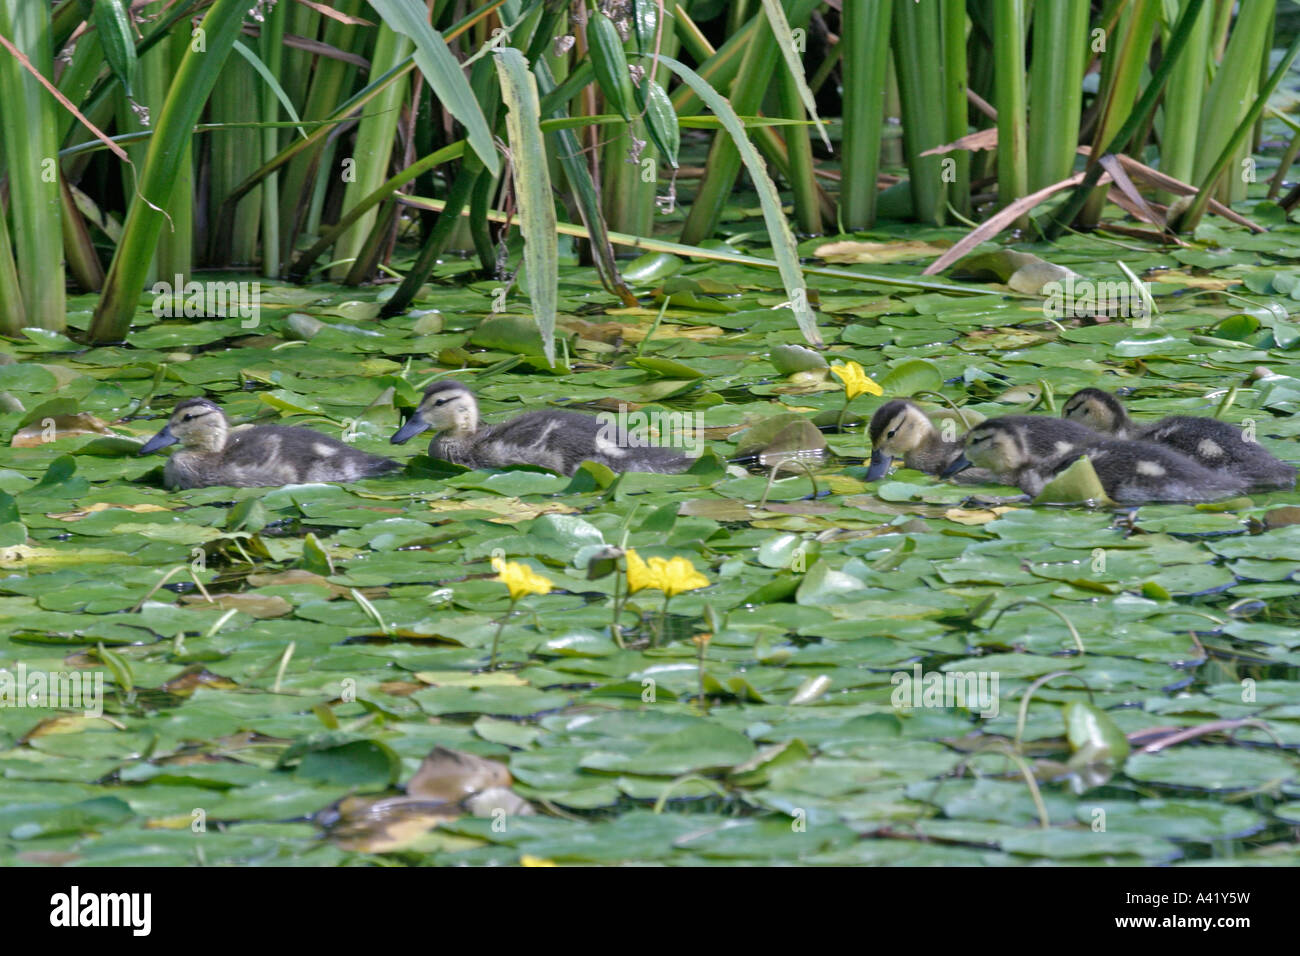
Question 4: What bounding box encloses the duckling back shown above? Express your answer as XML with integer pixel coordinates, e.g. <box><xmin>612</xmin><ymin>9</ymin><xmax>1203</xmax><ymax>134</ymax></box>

<box><xmin>1136</xmin><ymin>416</ymin><xmax>1296</xmax><ymax>491</ymax></box>
<box><xmin>167</xmin><ymin>425</ymin><xmax>400</xmax><ymax>489</ymax></box>
<box><xmin>1063</xmin><ymin>388</ymin><xmax>1296</xmax><ymax>491</ymax></box>
<box><xmin>964</xmin><ymin>415</ymin><xmax>1100</xmax><ymax>485</ymax></box>
<box><xmin>435</xmin><ymin>410</ymin><xmax>692</xmax><ymax>475</ymax></box>
<box><xmin>1030</xmin><ymin>438</ymin><xmax>1251</xmax><ymax>504</ymax></box>
<box><xmin>991</xmin><ymin>415</ymin><xmax>1100</xmax><ymax>458</ymax></box>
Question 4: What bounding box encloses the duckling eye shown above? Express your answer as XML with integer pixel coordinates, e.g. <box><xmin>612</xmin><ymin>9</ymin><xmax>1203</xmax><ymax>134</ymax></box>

<box><xmin>433</xmin><ymin>398</ymin><xmax>452</xmax><ymax>407</ymax></box>
<box><xmin>182</xmin><ymin>414</ymin><xmax>196</xmax><ymax>422</ymax></box>
<box><xmin>886</xmin><ymin>427</ymin><xmax>899</xmax><ymax>439</ymax></box>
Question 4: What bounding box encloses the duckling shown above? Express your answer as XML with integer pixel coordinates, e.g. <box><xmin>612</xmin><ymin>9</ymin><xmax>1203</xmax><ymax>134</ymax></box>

<box><xmin>1062</xmin><ymin>387</ymin><xmax>1296</xmax><ymax>491</ymax></box>
<box><xmin>944</xmin><ymin>418</ymin><xmax>1251</xmax><ymax>503</ymax></box>
<box><xmin>138</xmin><ymin>397</ymin><xmax>402</xmax><ymax>489</ymax></box>
<box><xmin>867</xmin><ymin>403</ymin><xmax>1099</xmax><ymax>483</ymax></box>
<box><xmin>865</xmin><ymin>399</ymin><xmax>994</xmax><ymax>482</ymax></box>
<box><xmin>389</xmin><ymin>380</ymin><xmax>693</xmax><ymax>475</ymax></box>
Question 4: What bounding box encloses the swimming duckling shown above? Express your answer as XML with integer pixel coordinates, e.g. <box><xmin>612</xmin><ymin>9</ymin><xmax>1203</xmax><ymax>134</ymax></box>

<box><xmin>389</xmin><ymin>380</ymin><xmax>693</xmax><ymax>475</ymax></box>
<box><xmin>865</xmin><ymin>400</ymin><xmax>994</xmax><ymax>482</ymax></box>
<box><xmin>138</xmin><ymin>397</ymin><xmax>401</xmax><ymax>489</ymax></box>
<box><xmin>1062</xmin><ymin>387</ymin><xmax>1296</xmax><ymax>491</ymax></box>
<box><xmin>867</xmin><ymin>403</ymin><xmax>1098</xmax><ymax>484</ymax></box>
<box><xmin>944</xmin><ymin>418</ymin><xmax>1251</xmax><ymax>503</ymax></box>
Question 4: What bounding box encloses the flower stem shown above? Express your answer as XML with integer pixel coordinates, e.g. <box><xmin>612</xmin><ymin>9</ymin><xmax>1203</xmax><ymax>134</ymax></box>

<box><xmin>610</xmin><ymin>567</ymin><xmax>625</xmax><ymax>649</ymax></box>
<box><xmin>696</xmin><ymin>637</ymin><xmax>707</xmax><ymax>712</ymax></box>
<box><xmin>490</xmin><ymin>597</ymin><xmax>518</xmax><ymax>670</ymax></box>
<box><xmin>654</xmin><ymin>594</ymin><xmax>671</xmax><ymax>648</ymax></box>
<box><xmin>836</xmin><ymin>396</ymin><xmax>851</xmax><ymax>432</ymax></box>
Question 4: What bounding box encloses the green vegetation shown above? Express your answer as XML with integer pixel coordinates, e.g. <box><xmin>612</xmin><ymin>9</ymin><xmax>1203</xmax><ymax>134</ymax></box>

<box><xmin>0</xmin><ymin>0</ymin><xmax>1299</xmax><ymax>866</ymax></box>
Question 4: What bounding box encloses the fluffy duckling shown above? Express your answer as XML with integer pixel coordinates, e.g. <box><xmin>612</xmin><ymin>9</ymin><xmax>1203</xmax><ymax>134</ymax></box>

<box><xmin>139</xmin><ymin>397</ymin><xmax>401</xmax><ymax>489</ymax></box>
<box><xmin>1062</xmin><ymin>387</ymin><xmax>1296</xmax><ymax>491</ymax></box>
<box><xmin>867</xmin><ymin>403</ymin><xmax>1099</xmax><ymax>484</ymax></box>
<box><xmin>945</xmin><ymin>418</ymin><xmax>1251</xmax><ymax>503</ymax></box>
<box><xmin>390</xmin><ymin>380</ymin><xmax>693</xmax><ymax>475</ymax></box>
<box><xmin>865</xmin><ymin>400</ymin><xmax>993</xmax><ymax>482</ymax></box>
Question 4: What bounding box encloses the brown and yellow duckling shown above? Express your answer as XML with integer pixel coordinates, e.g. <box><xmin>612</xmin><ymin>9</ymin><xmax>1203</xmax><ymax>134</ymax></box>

<box><xmin>944</xmin><ymin>417</ymin><xmax>1251</xmax><ymax>503</ymax></box>
<box><xmin>866</xmin><ymin>400</ymin><xmax>989</xmax><ymax>482</ymax></box>
<box><xmin>1062</xmin><ymin>387</ymin><xmax>1296</xmax><ymax>491</ymax></box>
<box><xmin>139</xmin><ymin>397</ymin><xmax>401</xmax><ymax>489</ymax></box>
<box><xmin>866</xmin><ymin>400</ymin><xmax>1099</xmax><ymax>484</ymax></box>
<box><xmin>389</xmin><ymin>380</ymin><xmax>693</xmax><ymax>475</ymax></box>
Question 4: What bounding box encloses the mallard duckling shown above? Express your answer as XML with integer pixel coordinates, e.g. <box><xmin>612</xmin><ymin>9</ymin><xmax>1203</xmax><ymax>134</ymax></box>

<box><xmin>138</xmin><ymin>397</ymin><xmax>401</xmax><ymax>489</ymax></box>
<box><xmin>865</xmin><ymin>400</ymin><xmax>994</xmax><ymax>482</ymax></box>
<box><xmin>389</xmin><ymin>380</ymin><xmax>693</xmax><ymax>475</ymax></box>
<box><xmin>1062</xmin><ymin>387</ymin><xmax>1296</xmax><ymax>491</ymax></box>
<box><xmin>867</xmin><ymin>403</ymin><xmax>1098</xmax><ymax>483</ymax></box>
<box><xmin>944</xmin><ymin>418</ymin><xmax>1251</xmax><ymax>503</ymax></box>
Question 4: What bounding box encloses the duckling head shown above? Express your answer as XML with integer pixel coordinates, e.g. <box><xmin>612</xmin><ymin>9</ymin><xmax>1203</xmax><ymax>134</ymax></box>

<box><xmin>1062</xmin><ymin>387</ymin><xmax>1130</xmax><ymax>436</ymax></box>
<box><xmin>866</xmin><ymin>399</ymin><xmax>936</xmax><ymax>480</ymax></box>
<box><xmin>138</xmin><ymin>398</ymin><xmax>228</xmax><ymax>455</ymax></box>
<box><xmin>390</xmin><ymin>380</ymin><xmax>479</xmax><ymax>445</ymax></box>
<box><xmin>941</xmin><ymin>420</ymin><xmax>1030</xmax><ymax>478</ymax></box>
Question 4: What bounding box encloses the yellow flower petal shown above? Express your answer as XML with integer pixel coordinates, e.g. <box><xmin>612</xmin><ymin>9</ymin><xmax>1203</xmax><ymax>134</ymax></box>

<box><xmin>650</xmin><ymin>555</ymin><xmax>710</xmax><ymax>598</ymax></box>
<box><xmin>492</xmin><ymin>557</ymin><xmax>552</xmax><ymax>600</ymax></box>
<box><xmin>625</xmin><ymin>548</ymin><xmax>657</xmax><ymax>594</ymax></box>
<box><xmin>829</xmin><ymin>361</ymin><xmax>883</xmax><ymax>400</ymax></box>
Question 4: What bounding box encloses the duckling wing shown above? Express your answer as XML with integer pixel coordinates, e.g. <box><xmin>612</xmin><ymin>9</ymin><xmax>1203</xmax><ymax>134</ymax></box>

<box><xmin>468</xmin><ymin>411</ymin><xmax>597</xmax><ymax>473</ymax></box>
<box><xmin>224</xmin><ymin>426</ymin><xmax>400</xmax><ymax>485</ymax></box>
<box><xmin>1082</xmin><ymin>440</ymin><xmax>1250</xmax><ymax>504</ymax></box>
<box><xmin>478</xmin><ymin>410</ymin><xmax>693</xmax><ymax>474</ymax></box>
<box><xmin>997</xmin><ymin>416</ymin><xmax>1101</xmax><ymax>459</ymax></box>
<box><xmin>1140</xmin><ymin>416</ymin><xmax>1296</xmax><ymax>490</ymax></box>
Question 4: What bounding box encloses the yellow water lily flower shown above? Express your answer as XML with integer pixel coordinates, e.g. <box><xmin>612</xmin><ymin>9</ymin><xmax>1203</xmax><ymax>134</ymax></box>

<box><xmin>625</xmin><ymin>548</ymin><xmax>657</xmax><ymax>594</ymax></box>
<box><xmin>492</xmin><ymin>556</ymin><xmax>552</xmax><ymax>600</ymax></box>
<box><xmin>624</xmin><ymin>549</ymin><xmax>709</xmax><ymax>598</ymax></box>
<box><xmin>829</xmin><ymin>361</ymin><xmax>883</xmax><ymax>400</ymax></box>
<box><xmin>655</xmin><ymin>556</ymin><xmax>710</xmax><ymax>598</ymax></box>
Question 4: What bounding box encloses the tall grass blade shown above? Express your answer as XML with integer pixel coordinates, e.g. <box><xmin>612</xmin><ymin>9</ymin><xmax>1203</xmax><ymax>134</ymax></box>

<box><xmin>758</xmin><ymin>0</ymin><xmax>830</xmax><ymax>149</ymax></box>
<box><xmin>331</xmin><ymin>23</ymin><xmax>412</xmax><ymax>281</ymax></box>
<box><xmin>891</xmin><ymin>0</ymin><xmax>948</xmax><ymax>225</ymax></box>
<box><xmin>1178</xmin><ymin>30</ymin><xmax>1300</xmax><ymax>230</ymax></box>
<box><xmin>993</xmin><ymin>0</ymin><xmax>1027</xmax><ymax>226</ymax></box>
<box><xmin>1194</xmin><ymin>0</ymin><xmax>1275</xmax><ymax>203</ymax></box>
<box><xmin>1027</xmin><ymin>0</ymin><xmax>1088</xmax><ymax>192</ymax></box>
<box><xmin>658</xmin><ymin>55</ymin><xmax>821</xmax><ymax>347</ymax></box>
<box><xmin>495</xmin><ymin>47</ymin><xmax>558</xmax><ymax>365</ymax></box>
<box><xmin>88</xmin><ymin>0</ymin><xmax>248</xmax><ymax>343</ymax></box>
<box><xmin>0</xmin><ymin>0</ymin><xmax>66</xmax><ymax>330</ymax></box>
<box><xmin>367</xmin><ymin>0</ymin><xmax>499</xmax><ymax>177</ymax></box>
<box><xmin>1157</xmin><ymin>0</ymin><xmax>1209</xmax><ymax>202</ymax></box>
<box><xmin>840</xmin><ymin>0</ymin><xmax>893</xmax><ymax>229</ymax></box>
<box><xmin>1044</xmin><ymin>0</ymin><xmax>1207</xmax><ymax>237</ymax></box>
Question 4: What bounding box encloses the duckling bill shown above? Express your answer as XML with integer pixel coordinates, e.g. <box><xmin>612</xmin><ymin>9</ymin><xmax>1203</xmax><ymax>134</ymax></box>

<box><xmin>1062</xmin><ymin>387</ymin><xmax>1296</xmax><ymax>491</ymax></box>
<box><xmin>390</xmin><ymin>380</ymin><xmax>694</xmax><ymax>476</ymax></box>
<box><xmin>139</xmin><ymin>398</ymin><xmax>401</xmax><ymax>489</ymax></box>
